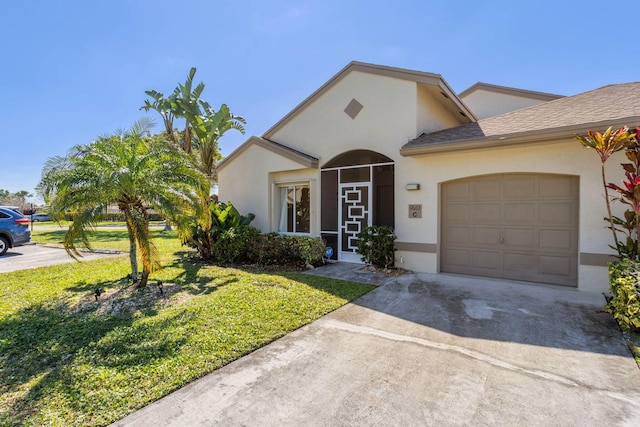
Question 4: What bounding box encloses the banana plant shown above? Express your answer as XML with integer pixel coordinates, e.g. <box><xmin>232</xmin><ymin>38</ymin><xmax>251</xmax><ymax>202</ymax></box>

<box><xmin>211</xmin><ymin>201</ymin><xmax>255</xmax><ymax>231</ymax></box>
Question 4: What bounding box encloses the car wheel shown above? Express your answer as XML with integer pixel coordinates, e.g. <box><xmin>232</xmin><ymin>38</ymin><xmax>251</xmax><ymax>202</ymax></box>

<box><xmin>0</xmin><ymin>236</ymin><xmax>8</xmax><ymax>256</ymax></box>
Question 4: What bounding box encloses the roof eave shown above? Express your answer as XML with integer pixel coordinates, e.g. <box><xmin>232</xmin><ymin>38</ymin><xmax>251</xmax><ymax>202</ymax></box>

<box><xmin>217</xmin><ymin>136</ymin><xmax>318</xmax><ymax>172</ymax></box>
<box><xmin>459</xmin><ymin>82</ymin><xmax>564</xmax><ymax>101</ymax></box>
<box><xmin>400</xmin><ymin>116</ymin><xmax>640</xmax><ymax>157</ymax></box>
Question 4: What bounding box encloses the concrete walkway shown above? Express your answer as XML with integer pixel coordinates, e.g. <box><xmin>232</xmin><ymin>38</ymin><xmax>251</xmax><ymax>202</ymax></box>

<box><xmin>113</xmin><ymin>264</ymin><xmax>640</xmax><ymax>426</ymax></box>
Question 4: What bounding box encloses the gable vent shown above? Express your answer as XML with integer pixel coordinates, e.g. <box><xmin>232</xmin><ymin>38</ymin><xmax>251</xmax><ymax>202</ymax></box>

<box><xmin>344</xmin><ymin>98</ymin><xmax>364</xmax><ymax>119</ymax></box>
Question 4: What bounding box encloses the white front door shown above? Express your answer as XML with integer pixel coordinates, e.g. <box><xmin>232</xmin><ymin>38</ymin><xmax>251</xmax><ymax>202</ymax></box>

<box><xmin>339</xmin><ymin>182</ymin><xmax>372</xmax><ymax>263</ymax></box>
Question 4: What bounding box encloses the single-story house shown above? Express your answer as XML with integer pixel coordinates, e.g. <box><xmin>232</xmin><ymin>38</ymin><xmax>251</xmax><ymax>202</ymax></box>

<box><xmin>218</xmin><ymin>61</ymin><xmax>640</xmax><ymax>292</ymax></box>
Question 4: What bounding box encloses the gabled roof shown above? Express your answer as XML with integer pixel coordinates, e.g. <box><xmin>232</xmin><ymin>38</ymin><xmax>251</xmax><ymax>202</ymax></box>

<box><xmin>217</xmin><ymin>136</ymin><xmax>318</xmax><ymax>172</ymax></box>
<box><xmin>459</xmin><ymin>82</ymin><xmax>563</xmax><ymax>102</ymax></box>
<box><xmin>401</xmin><ymin>82</ymin><xmax>640</xmax><ymax>156</ymax></box>
<box><xmin>263</xmin><ymin>61</ymin><xmax>476</xmax><ymax>139</ymax></box>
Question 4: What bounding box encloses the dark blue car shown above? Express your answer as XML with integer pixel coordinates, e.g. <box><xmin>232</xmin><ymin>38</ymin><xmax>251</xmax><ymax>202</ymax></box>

<box><xmin>0</xmin><ymin>206</ymin><xmax>31</xmax><ymax>255</ymax></box>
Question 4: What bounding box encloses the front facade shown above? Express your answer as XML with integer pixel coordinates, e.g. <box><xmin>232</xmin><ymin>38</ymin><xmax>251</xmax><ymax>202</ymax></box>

<box><xmin>218</xmin><ymin>61</ymin><xmax>640</xmax><ymax>293</ymax></box>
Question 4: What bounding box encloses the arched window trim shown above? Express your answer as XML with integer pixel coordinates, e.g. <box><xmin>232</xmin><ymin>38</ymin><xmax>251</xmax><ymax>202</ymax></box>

<box><xmin>322</xmin><ymin>149</ymin><xmax>393</xmax><ymax>169</ymax></box>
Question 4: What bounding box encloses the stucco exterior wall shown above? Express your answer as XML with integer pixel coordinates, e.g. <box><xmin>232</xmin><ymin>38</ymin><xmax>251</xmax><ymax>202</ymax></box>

<box><xmin>461</xmin><ymin>90</ymin><xmax>551</xmax><ymax>119</ymax></box>
<box><xmin>218</xmin><ymin>143</ymin><xmax>312</xmax><ymax>232</ymax></box>
<box><xmin>416</xmin><ymin>84</ymin><xmax>462</xmax><ymax>135</ymax></box>
<box><xmin>271</xmin><ymin>71</ymin><xmax>423</xmax><ymax>162</ymax></box>
<box><xmin>394</xmin><ymin>139</ymin><xmax>621</xmax><ymax>293</ymax></box>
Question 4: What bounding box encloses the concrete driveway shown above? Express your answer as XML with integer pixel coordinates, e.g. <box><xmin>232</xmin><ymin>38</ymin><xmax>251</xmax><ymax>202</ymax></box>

<box><xmin>0</xmin><ymin>244</ymin><xmax>123</xmax><ymax>273</ymax></box>
<box><xmin>113</xmin><ymin>265</ymin><xmax>640</xmax><ymax>426</ymax></box>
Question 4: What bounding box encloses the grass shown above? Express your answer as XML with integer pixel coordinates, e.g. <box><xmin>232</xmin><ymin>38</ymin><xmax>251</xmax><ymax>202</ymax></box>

<box><xmin>0</xmin><ymin>229</ymin><xmax>375</xmax><ymax>426</ymax></box>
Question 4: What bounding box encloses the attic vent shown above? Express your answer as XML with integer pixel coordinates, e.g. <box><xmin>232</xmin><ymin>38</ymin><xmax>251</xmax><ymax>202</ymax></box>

<box><xmin>459</xmin><ymin>112</ymin><xmax>468</xmax><ymax>118</ymax></box>
<box><xmin>440</xmin><ymin>91</ymin><xmax>450</xmax><ymax>99</ymax></box>
<box><xmin>344</xmin><ymin>98</ymin><xmax>363</xmax><ymax>119</ymax></box>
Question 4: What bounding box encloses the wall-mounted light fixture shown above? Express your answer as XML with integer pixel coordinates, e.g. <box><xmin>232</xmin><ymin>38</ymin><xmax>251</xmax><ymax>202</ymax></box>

<box><xmin>406</xmin><ymin>183</ymin><xmax>420</xmax><ymax>191</ymax></box>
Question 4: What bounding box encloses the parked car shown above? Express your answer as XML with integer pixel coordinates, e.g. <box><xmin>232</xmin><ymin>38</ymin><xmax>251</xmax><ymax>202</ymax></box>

<box><xmin>31</xmin><ymin>213</ymin><xmax>52</xmax><ymax>222</ymax></box>
<box><xmin>0</xmin><ymin>205</ymin><xmax>21</xmax><ymax>213</ymax></box>
<box><xmin>0</xmin><ymin>207</ymin><xmax>31</xmax><ymax>256</ymax></box>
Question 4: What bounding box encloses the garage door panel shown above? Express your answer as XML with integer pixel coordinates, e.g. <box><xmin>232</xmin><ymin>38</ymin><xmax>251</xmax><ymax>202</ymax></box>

<box><xmin>539</xmin><ymin>203</ymin><xmax>575</xmax><ymax>224</ymax></box>
<box><xmin>504</xmin><ymin>228</ymin><xmax>536</xmax><ymax>247</ymax></box>
<box><xmin>503</xmin><ymin>177</ymin><xmax>536</xmax><ymax>199</ymax></box>
<box><xmin>539</xmin><ymin>176</ymin><xmax>575</xmax><ymax>197</ymax></box>
<box><xmin>471</xmin><ymin>227</ymin><xmax>501</xmax><ymax>245</ymax></box>
<box><xmin>443</xmin><ymin>226</ymin><xmax>469</xmax><ymax>244</ymax></box>
<box><xmin>504</xmin><ymin>203</ymin><xmax>536</xmax><ymax>223</ymax></box>
<box><xmin>471</xmin><ymin>179</ymin><xmax>500</xmax><ymax>199</ymax></box>
<box><xmin>539</xmin><ymin>255</ymin><xmax>574</xmax><ymax>277</ymax></box>
<box><xmin>443</xmin><ymin>204</ymin><xmax>469</xmax><ymax>223</ymax></box>
<box><xmin>471</xmin><ymin>204</ymin><xmax>501</xmax><ymax>222</ymax></box>
<box><xmin>442</xmin><ymin>249</ymin><xmax>470</xmax><ymax>267</ymax></box>
<box><xmin>441</xmin><ymin>173</ymin><xmax>578</xmax><ymax>287</ymax></box>
<box><xmin>444</xmin><ymin>181</ymin><xmax>469</xmax><ymax>199</ymax></box>
<box><xmin>471</xmin><ymin>251</ymin><xmax>502</xmax><ymax>270</ymax></box>
<box><xmin>539</xmin><ymin>229</ymin><xmax>574</xmax><ymax>250</ymax></box>
<box><xmin>504</xmin><ymin>253</ymin><xmax>537</xmax><ymax>272</ymax></box>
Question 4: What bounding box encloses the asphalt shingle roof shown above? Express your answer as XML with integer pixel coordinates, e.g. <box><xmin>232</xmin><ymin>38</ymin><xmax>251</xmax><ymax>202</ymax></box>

<box><xmin>404</xmin><ymin>82</ymin><xmax>640</xmax><ymax>150</ymax></box>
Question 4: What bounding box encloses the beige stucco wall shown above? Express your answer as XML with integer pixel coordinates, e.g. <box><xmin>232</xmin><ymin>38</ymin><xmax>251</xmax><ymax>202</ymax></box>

<box><xmin>270</xmin><ymin>71</ymin><xmax>454</xmax><ymax>161</ymax></box>
<box><xmin>461</xmin><ymin>90</ymin><xmax>551</xmax><ymax>119</ymax></box>
<box><xmin>218</xmin><ymin>143</ymin><xmax>313</xmax><ymax>232</ymax></box>
<box><xmin>394</xmin><ymin>139</ymin><xmax>621</xmax><ymax>293</ymax></box>
<box><xmin>416</xmin><ymin>84</ymin><xmax>463</xmax><ymax>135</ymax></box>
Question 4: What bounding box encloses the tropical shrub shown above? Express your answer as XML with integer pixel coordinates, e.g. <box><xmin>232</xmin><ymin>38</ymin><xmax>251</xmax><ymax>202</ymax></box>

<box><xmin>356</xmin><ymin>225</ymin><xmax>397</xmax><ymax>269</ymax></box>
<box><xmin>184</xmin><ymin>201</ymin><xmax>255</xmax><ymax>259</ymax></box>
<box><xmin>576</xmin><ymin>126</ymin><xmax>639</xmax><ymax>258</ymax></box>
<box><xmin>607</xmin><ymin>260</ymin><xmax>640</xmax><ymax>331</ymax></box>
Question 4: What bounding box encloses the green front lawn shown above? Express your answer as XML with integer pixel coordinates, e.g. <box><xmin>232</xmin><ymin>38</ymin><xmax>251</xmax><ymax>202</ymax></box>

<box><xmin>1</xmin><ymin>230</ymin><xmax>374</xmax><ymax>426</ymax></box>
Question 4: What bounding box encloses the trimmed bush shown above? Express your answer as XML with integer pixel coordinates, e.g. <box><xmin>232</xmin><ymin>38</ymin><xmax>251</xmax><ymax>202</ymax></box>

<box><xmin>288</xmin><ymin>235</ymin><xmax>326</xmax><ymax>265</ymax></box>
<box><xmin>213</xmin><ymin>226</ymin><xmax>261</xmax><ymax>264</ymax></box>
<box><xmin>608</xmin><ymin>260</ymin><xmax>640</xmax><ymax>331</ymax></box>
<box><xmin>214</xmin><ymin>231</ymin><xmax>325</xmax><ymax>268</ymax></box>
<box><xmin>356</xmin><ymin>225</ymin><xmax>397</xmax><ymax>269</ymax></box>
<box><xmin>256</xmin><ymin>232</ymin><xmax>291</xmax><ymax>265</ymax></box>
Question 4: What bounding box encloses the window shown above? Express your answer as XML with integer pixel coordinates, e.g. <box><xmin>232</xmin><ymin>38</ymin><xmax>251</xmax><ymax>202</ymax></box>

<box><xmin>277</xmin><ymin>184</ymin><xmax>310</xmax><ymax>233</ymax></box>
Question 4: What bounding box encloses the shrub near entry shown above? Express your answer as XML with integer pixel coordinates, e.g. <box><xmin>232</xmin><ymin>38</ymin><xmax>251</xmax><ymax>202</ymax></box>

<box><xmin>356</xmin><ymin>225</ymin><xmax>397</xmax><ymax>269</ymax></box>
<box><xmin>212</xmin><ymin>228</ymin><xmax>326</xmax><ymax>267</ymax></box>
<box><xmin>608</xmin><ymin>260</ymin><xmax>640</xmax><ymax>331</ymax></box>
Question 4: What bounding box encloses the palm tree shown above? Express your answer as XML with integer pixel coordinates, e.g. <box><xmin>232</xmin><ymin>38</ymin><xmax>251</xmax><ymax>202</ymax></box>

<box><xmin>141</xmin><ymin>67</ymin><xmax>205</xmax><ymax>154</ymax></box>
<box><xmin>142</xmin><ymin>67</ymin><xmax>246</xmax><ymax>189</ymax></box>
<box><xmin>38</xmin><ymin>118</ymin><xmax>207</xmax><ymax>286</ymax></box>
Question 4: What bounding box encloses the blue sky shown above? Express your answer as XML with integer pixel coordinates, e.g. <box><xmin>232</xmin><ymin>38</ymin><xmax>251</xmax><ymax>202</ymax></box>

<box><xmin>1</xmin><ymin>0</ymin><xmax>638</xmax><ymax>199</ymax></box>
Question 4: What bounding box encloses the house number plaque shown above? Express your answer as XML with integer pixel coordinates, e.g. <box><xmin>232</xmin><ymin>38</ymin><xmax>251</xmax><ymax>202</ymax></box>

<box><xmin>409</xmin><ymin>204</ymin><xmax>422</xmax><ymax>218</ymax></box>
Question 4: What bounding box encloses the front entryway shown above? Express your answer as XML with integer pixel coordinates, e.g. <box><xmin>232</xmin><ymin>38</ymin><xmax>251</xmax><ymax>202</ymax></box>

<box><xmin>440</xmin><ymin>173</ymin><xmax>579</xmax><ymax>286</ymax></box>
<box><xmin>321</xmin><ymin>150</ymin><xmax>394</xmax><ymax>262</ymax></box>
<box><xmin>339</xmin><ymin>182</ymin><xmax>372</xmax><ymax>262</ymax></box>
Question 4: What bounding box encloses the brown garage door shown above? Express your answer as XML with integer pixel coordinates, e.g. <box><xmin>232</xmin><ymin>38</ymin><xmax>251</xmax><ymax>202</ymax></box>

<box><xmin>441</xmin><ymin>173</ymin><xmax>578</xmax><ymax>287</ymax></box>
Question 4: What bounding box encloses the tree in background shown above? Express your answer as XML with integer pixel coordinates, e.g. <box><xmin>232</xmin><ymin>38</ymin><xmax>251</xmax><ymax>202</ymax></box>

<box><xmin>38</xmin><ymin>118</ymin><xmax>207</xmax><ymax>286</ymax></box>
<box><xmin>0</xmin><ymin>189</ymin><xmax>34</xmax><ymax>211</ymax></box>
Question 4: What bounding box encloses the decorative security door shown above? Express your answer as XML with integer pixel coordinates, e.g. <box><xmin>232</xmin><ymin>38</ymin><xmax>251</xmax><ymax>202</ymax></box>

<box><xmin>339</xmin><ymin>182</ymin><xmax>372</xmax><ymax>263</ymax></box>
